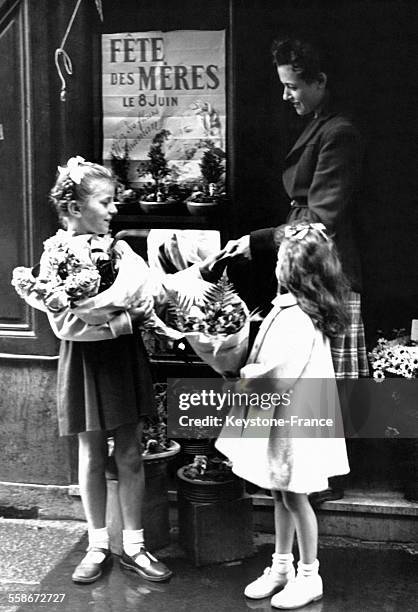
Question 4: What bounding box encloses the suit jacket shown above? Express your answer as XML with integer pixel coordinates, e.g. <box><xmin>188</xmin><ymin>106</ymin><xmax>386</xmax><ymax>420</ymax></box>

<box><xmin>250</xmin><ymin>101</ymin><xmax>364</xmax><ymax>293</ymax></box>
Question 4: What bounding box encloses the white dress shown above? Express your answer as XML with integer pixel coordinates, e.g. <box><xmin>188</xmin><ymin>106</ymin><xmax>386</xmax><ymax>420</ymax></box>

<box><xmin>215</xmin><ymin>293</ymin><xmax>350</xmax><ymax>493</ymax></box>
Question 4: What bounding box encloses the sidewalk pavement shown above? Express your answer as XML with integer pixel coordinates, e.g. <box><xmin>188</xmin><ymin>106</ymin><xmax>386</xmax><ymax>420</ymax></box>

<box><xmin>0</xmin><ymin>518</ymin><xmax>417</xmax><ymax>612</ymax></box>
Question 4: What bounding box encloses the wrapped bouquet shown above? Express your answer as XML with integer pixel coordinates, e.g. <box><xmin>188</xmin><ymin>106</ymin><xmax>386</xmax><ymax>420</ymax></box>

<box><xmin>170</xmin><ymin>274</ymin><xmax>250</xmax><ymax>377</ymax></box>
<box><xmin>11</xmin><ymin>229</ymin><xmax>183</xmax><ymax>339</ymax></box>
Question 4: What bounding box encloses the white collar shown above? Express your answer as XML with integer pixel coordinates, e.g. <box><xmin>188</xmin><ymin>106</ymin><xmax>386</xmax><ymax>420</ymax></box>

<box><xmin>271</xmin><ymin>293</ymin><xmax>298</xmax><ymax>308</ymax></box>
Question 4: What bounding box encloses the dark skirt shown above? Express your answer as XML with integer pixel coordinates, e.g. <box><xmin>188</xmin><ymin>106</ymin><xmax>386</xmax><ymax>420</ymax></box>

<box><xmin>57</xmin><ymin>330</ymin><xmax>155</xmax><ymax>436</ymax></box>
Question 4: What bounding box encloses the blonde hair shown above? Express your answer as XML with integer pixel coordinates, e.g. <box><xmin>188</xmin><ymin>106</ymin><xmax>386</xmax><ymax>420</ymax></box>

<box><xmin>49</xmin><ymin>158</ymin><xmax>115</xmax><ymax>224</ymax></box>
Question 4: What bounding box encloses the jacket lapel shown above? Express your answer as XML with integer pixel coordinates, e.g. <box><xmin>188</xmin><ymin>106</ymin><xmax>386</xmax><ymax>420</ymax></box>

<box><xmin>285</xmin><ymin>98</ymin><xmax>337</xmax><ymax>159</ymax></box>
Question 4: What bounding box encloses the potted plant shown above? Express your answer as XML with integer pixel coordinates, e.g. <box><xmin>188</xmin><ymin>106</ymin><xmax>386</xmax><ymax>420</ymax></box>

<box><xmin>106</xmin><ymin>383</ymin><xmax>180</xmax><ymax>552</ymax></box>
<box><xmin>181</xmin><ymin>437</ymin><xmax>215</xmax><ymax>461</ymax></box>
<box><xmin>176</xmin><ymin>454</ymin><xmax>254</xmax><ymax>566</ymax></box>
<box><xmin>110</xmin><ymin>140</ymin><xmax>139</xmax><ymax>211</ymax></box>
<box><xmin>186</xmin><ymin>142</ymin><xmax>226</xmax><ymax>215</ymax></box>
<box><xmin>369</xmin><ymin>330</ymin><xmax>418</xmax><ymax>501</ymax></box>
<box><xmin>138</xmin><ymin>130</ymin><xmax>175</xmax><ymax>213</ymax></box>
<box><xmin>141</xmin><ymin>382</ymin><xmax>181</xmax><ymax>460</ymax></box>
<box><xmin>177</xmin><ymin>454</ymin><xmax>244</xmax><ymax>503</ymax></box>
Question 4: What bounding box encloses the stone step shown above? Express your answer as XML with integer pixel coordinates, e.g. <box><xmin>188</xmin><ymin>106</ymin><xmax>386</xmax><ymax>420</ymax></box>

<box><xmin>1</xmin><ymin>481</ymin><xmax>417</xmax><ymax>548</ymax></box>
<box><xmin>248</xmin><ymin>489</ymin><xmax>418</xmax><ymax>546</ymax></box>
<box><xmin>168</xmin><ymin>488</ymin><xmax>418</xmax><ymax>547</ymax></box>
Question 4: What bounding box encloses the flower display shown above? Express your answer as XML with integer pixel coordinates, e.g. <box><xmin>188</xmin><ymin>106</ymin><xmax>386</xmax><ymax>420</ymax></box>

<box><xmin>175</xmin><ymin>280</ymin><xmax>247</xmax><ymax>336</ymax></box>
<box><xmin>369</xmin><ymin>335</ymin><xmax>418</xmax><ymax>380</ymax></box>
<box><xmin>170</xmin><ymin>274</ymin><xmax>250</xmax><ymax>377</ymax></box>
<box><xmin>11</xmin><ymin>230</ymin><xmax>184</xmax><ymax>341</ymax></box>
<box><xmin>11</xmin><ymin>230</ymin><xmax>103</xmax><ymax>313</ymax></box>
<box><xmin>142</xmin><ymin>383</ymin><xmax>170</xmax><ymax>455</ymax></box>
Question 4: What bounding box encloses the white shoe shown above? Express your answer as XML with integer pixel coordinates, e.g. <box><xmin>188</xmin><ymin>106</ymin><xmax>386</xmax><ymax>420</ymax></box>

<box><xmin>244</xmin><ymin>565</ymin><xmax>295</xmax><ymax>599</ymax></box>
<box><xmin>271</xmin><ymin>573</ymin><xmax>323</xmax><ymax>609</ymax></box>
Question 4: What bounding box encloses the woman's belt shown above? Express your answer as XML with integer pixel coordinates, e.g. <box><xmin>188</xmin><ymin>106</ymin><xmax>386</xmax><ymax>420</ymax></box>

<box><xmin>290</xmin><ymin>198</ymin><xmax>308</xmax><ymax>208</ymax></box>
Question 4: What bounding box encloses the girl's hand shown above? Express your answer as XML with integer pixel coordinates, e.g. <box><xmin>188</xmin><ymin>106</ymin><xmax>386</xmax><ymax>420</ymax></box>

<box><xmin>128</xmin><ymin>297</ymin><xmax>154</xmax><ymax>326</ymax></box>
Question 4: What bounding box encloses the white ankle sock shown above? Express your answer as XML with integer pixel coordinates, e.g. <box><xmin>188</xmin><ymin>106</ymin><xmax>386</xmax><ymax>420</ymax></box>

<box><xmin>88</xmin><ymin>527</ymin><xmax>109</xmax><ymax>551</ymax></box>
<box><xmin>123</xmin><ymin>528</ymin><xmax>145</xmax><ymax>557</ymax></box>
<box><xmin>272</xmin><ymin>552</ymin><xmax>294</xmax><ymax>574</ymax></box>
<box><xmin>297</xmin><ymin>559</ymin><xmax>319</xmax><ymax>578</ymax></box>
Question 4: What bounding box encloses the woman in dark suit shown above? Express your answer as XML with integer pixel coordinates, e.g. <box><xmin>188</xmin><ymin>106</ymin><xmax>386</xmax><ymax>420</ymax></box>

<box><xmin>226</xmin><ymin>35</ymin><xmax>369</xmax><ymax>502</ymax></box>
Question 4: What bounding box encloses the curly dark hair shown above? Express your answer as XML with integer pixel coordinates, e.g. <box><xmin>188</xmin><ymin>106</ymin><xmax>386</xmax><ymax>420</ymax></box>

<box><xmin>277</xmin><ymin>225</ymin><xmax>349</xmax><ymax>337</ymax></box>
<box><xmin>271</xmin><ymin>34</ymin><xmax>331</xmax><ymax>85</ymax></box>
<box><xmin>49</xmin><ymin>160</ymin><xmax>115</xmax><ymax>225</ymax></box>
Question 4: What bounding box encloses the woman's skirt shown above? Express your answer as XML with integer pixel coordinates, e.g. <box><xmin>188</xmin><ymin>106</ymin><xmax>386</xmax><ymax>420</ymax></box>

<box><xmin>331</xmin><ymin>291</ymin><xmax>369</xmax><ymax>378</ymax></box>
<box><xmin>57</xmin><ymin>330</ymin><xmax>155</xmax><ymax>436</ymax></box>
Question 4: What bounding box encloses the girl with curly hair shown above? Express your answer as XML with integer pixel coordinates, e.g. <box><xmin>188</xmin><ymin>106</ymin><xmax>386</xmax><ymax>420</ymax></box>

<box><xmin>216</xmin><ymin>223</ymin><xmax>350</xmax><ymax>609</ymax></box>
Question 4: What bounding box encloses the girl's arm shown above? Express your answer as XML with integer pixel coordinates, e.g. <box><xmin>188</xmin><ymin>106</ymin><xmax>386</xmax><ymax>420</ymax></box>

<box><xmin>240</xmin><ymin>308</ymin><xmax>315</xmax><ymax>390</ymax></box>
<box><xmin>47</xmin><ymin>299</ymin><xmax>154</xmax><ymax>342</ymax></box>
<box><xmin>47</xmin><ymin>308</ymin><xmax>133</xmax><ymax>341</ymax></box>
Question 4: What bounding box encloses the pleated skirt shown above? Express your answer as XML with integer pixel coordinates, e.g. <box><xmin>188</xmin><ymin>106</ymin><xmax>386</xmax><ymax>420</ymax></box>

<box><xmin>331</xmin><ymin>291</ymin><xmax>369</xmax><ymax>379</ymax></box>
<box><xmin>56</xmin><ymin>330</ymin><xmax>155</xmax><ymax>436</ymax></box>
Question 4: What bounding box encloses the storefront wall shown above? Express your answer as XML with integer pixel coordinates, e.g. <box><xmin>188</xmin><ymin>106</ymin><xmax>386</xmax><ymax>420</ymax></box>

<box><xmin>0</xmin><ymin>0</ymin><xmax>416</xmax><ymax>487</ymax></box>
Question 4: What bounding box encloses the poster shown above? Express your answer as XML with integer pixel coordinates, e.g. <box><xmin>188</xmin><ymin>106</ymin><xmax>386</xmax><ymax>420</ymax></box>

<box><xmin>102</xmin><ymin>30</ymin><xmax>226</xmax><ymax>185</ymax></box>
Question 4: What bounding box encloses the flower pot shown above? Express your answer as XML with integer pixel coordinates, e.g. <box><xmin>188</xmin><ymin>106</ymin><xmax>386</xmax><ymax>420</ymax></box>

<box><xmin>180</xmin><ymin>438</ymin><xmax>215</xmax><ymax>459</ymax></box>
<box><xmin>176</xmin><ymin>465</ymin><xmax>244</xmax><ymax>503</ymax></box>
<box><xmin>176</xmin><ymin>464</ymin><xmax>254</xmax><ymax>566</ymax></box>
<box><xmin>139</xmin><ymin>200</ymin><xmax>175</xmax><ymax>214</ymax></box>
<box><xmin>143</xmin><ymin>440</ymin><xmax>181</xmax><ymax>462</ymax></box>
<box><xmin>186</xmin><ymin>200</ymin><xmax>219</xmax><ymax>216</ymax></box>
<box><xmin>106</xmin><ymin>441</ymin><xmax>180</xmax><ymax>553</ymax></box>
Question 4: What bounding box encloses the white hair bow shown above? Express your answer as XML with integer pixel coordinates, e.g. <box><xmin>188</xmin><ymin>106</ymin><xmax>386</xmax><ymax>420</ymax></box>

<box><xmin>58</xmin><ymin>155</ymin><xmax>85</xmax><ymax>184</ymax></box>
<box><xmin>284</xmin><ymin>222</ymin><xmax>328</xmax><ymax>241</ymax></box>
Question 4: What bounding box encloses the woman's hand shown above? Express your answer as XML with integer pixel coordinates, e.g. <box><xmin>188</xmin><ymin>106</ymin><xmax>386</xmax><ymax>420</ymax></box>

<box><xmin>128</xmin><ymin>297</ymin><xmax>154</xmax><ymax>326</ymax></box>
<box><xmin>199</xmin><ymin>248</ymin><xmax>231</xmax><ymax>282</ymax></box>
<box><xmin>223</xmin><ymin>235</ymin><xmax>251</xmax><ymax>260</ymax></box>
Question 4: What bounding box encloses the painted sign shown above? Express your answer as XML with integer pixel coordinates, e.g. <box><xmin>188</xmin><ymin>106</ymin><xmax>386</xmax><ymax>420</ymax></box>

<box><xmin>102</xmin><ymin>30</ymin><xmax>226</xmax><ymax>184</ymax></box>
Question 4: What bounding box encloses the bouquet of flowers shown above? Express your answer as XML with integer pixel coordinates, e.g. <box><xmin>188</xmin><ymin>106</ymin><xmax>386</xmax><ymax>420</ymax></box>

<box><xmin>169</xmin><ymin>274</ymin><xmax>250</xmax><ymax>377</ymax></box>
<box><xmin>369</xmin><ymin>333</ymin><xmax>418</xmax><ymax>380</ymax></box>
<box><xmin>12</xmin><ymin>231</ymin><xmax>107</xmax><ymax>313</ymax></box>
<box><xmin>11</xmin><ymin>230</ymin><xmax>184</xmax><ymax>339</ymax></box>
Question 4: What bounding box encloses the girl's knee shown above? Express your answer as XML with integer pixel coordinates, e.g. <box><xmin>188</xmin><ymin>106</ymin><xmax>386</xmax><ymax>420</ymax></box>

<box><xmin>113</xmin><ymin>423</ymin><xmax>143</xmax><ymax>474</ymax></box>
<box><xmin>272</xmin><ymin>489</ymin><xmax>284</xmax><ymax>503</ymax></box>
<box><xmin>282</xmin><ymin>491</ymin><xmax>308</xmax><ymax>512</ymax></box>
<box><xmin>114</xmin><ymin>444</ymin><xmax>142</xmax><ymax>474</ymax></box>
<box><xmin>78</xmin><ymin>432</ymin><xmax>107</xmax><ymax>472</ymax></box>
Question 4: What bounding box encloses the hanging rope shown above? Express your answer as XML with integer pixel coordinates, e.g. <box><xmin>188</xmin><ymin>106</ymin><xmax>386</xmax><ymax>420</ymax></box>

<box><xmin>94</xmin><ymin>0</ymin><xmax>103</xmax><ymax>21</ymax></box>
<box><xmin>54</xmin><ymin>0</ymin><xmax>84</xmax><ymax>102</ymax></box>
<box><xmin>54</xmin><ymin>48</ymin><xmax>73</xmax><ymax>102</ymax></box>
<box><xmin>54</xmin><ymin>0</ymin><xmax>103</xmax><ymax>102</ymax></box>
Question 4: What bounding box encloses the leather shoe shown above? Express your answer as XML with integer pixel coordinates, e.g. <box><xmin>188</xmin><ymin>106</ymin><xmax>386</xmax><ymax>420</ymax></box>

<box><xmin>309</xmin><ymin>487</ymin><xmax>344</xmax><ymax>507</ymax></box>
<box><xmin>120</xmin><ymin>548</ymin><xmax>173</xmax><ymax>582</ymax></box>
<box><xmin>72</xmin><ymin>547</ymin><xmax>112</xmax><ymax>584</ymax></box>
